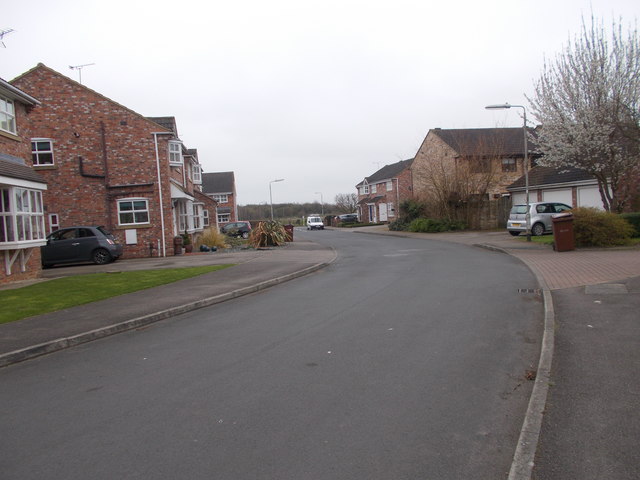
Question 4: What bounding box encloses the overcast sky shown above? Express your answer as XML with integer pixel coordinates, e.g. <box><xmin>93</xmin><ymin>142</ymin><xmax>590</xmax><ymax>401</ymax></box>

<box><xmin>3</xmin><ymin>0</ymin><xmax>638</xmax><ymax>205</ymax></box>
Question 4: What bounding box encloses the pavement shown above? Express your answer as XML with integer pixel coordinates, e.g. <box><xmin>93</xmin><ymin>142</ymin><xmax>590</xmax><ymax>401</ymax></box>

<box><xmin>1</xmin><ymin>226</ymin><xmax>639</xmax><ymax>479</ymax></box>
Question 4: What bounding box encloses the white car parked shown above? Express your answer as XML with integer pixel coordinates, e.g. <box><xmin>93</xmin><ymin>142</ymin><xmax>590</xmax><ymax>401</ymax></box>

<box><xmin>306</xmin><ymin>216</ymin><xmax>324</xmax><ymax>230</ymax></box>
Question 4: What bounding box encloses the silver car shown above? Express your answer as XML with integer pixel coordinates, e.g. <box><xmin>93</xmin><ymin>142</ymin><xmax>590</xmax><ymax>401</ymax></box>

<box><xmin>507</xmin><ymin>202</ymin><xmax>572</xmax><ymax>236</ymax></box>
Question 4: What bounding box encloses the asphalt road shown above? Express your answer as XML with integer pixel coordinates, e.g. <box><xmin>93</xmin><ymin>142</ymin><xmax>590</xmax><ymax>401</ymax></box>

<box><xmin>0</xmin><ymin>229</ymin><xmax>543</xmax><ymax>479</ymax></box>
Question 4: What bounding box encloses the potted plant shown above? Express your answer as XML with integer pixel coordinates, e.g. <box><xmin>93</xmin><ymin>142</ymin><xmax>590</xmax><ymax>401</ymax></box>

<box><xmin>182</xmin><ymin>231</ymin><xmax>193</xmax><ymax>253</ymax></box>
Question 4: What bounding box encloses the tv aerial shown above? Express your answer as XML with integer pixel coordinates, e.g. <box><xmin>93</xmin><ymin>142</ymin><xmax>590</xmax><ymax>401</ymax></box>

<box><xmin>69</xmin><ymin>63</ymin><xmax>95</xmax><ymax>84</ymax></box>
<box><xmin>0</xmin><ymin>29</ymin><xmax>15</xmax><ymax>48</ymax></box>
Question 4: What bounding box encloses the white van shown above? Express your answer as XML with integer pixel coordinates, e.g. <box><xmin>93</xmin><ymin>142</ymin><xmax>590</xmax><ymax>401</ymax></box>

<box><xmin>306</xmin><ymin>216</ymin><xmax>324</xmax><ymax>230</ymax></box>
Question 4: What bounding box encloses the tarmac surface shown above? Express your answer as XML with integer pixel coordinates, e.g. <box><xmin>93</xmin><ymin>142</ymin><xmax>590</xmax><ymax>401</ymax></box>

<box><xmin>1</xmin><ymin>226</ymin><xmax>639</xmax><ymax>479</ymax></box>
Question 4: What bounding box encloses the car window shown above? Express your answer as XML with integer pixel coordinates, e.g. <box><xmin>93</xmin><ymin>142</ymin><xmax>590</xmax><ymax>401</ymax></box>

<box><xmin>510</xmin><ymin>205</ymin><xmax>528</xmax><ymax>214</ymax></box>
<box><xmin>79</xmin><ymin>228</ymin><xmax>96</xmax><ymax>237</ymax></box>
<box><xmin>555</xmin><ymin>204</ymin><xmax>571</xmax><ymax>212</ymax></box>
<box><xmin>55</xmin><ymin>229</ymin><xmax>77</xmax><ymax>240</ymax></box>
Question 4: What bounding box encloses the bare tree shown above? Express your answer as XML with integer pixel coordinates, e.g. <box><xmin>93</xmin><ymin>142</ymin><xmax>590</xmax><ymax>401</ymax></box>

<box><xmin>334</xmin><ymin>193</ymin><xmax>358</xmax><ymax>213</ymax></box>
<box><xmin>528</xmin><ymin>15</ymin><xmax>640</xmax><ymax>212</ymax></box>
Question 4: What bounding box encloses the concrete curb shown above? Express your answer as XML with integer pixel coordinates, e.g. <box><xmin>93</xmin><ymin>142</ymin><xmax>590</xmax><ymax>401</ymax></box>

<box><xmin>0</xmin><ymin>258</ymin><xmax>335</xmax><ymax>368</ymax></box>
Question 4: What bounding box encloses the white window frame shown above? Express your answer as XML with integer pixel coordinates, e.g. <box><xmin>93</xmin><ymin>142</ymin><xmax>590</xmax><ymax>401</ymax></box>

<box><xmin>193</xmin><ymin>203</ymin><xmax>204</xmax><ymax>231</ymax></box>
<box><xmin>168</xmin><ymin>141</ymin><xmax>183</xmax><ymax>166</ymax></box>
<box><xmin>203</xmin><ymin>209</ymin><xmax>209</xmax><ymax>226</ymax></box>
<box><xmin>0</xmin><ymin>186</ymin><xmax>46</xmax><ymax>245</ymax></box>
<box><xmin>371</xmin><ymin>184</ymin><xmax>377</xmax><ymax>194</ymax></box>
<box><xmin>217</xmin><ymin>212</ymin><xmax>231</xmax><ymax>224</ymax></box>
<box><xmin>117</xmin><ymin>198</ymin><xmax>150</xmax><ymax>226</ymax></box>
<box><xmin>212</xmin><ymin>194</ymin><xmax>229</xmax><ymax>203</ymax></box>
<box><xmin>0</xmin><ymin>95</ymin><xmax>16</xmax><ymax>135</ymax></box>
<box><xmin>192</xmin><ymin>164</ymin><xmax>202</xmax><ymax>184</ymax></box>
<box><xmin>386</xmin><ymin>181</ymin><xmax>393</xmax><ymax>191</ymax></box>
<box><xmin>361</xmin><ymin>185</ymin><xmax>369</xmax><ymax>195</ymax></box>
<box><xmin>31</xmin><ymin>138</ymin><xmax>55</xmax><ymax>166</ymax></box>
<box><xmin>48</xmin><ymin>213</ymin><xmax>60</xmax><ymax>233</ymax></box>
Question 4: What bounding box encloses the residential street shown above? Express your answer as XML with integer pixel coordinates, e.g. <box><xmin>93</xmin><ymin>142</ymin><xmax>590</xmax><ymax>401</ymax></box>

<box><xmin>0</xmin><ymin>229</ymin><xmax>542</xmax><ymax>480</ymax></box>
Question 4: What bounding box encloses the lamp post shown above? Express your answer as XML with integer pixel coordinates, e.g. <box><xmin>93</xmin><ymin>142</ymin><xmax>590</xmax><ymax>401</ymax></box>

<box><xmin>269</xmin><ymin>178</ymin><xmax>284</xmax><ymax>221</ymax></box>
<box><xmin>485</xmin><ymin>103</ymin><xmax>531</xmax><ymax>242</ymax></box>
<box><xmin>315</xmin><ymin>192</ymin><xmax>324</xmax><ymax>215</ymax></box>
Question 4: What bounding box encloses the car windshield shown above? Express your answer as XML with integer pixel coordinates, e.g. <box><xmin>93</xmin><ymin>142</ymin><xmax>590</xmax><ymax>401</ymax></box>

<box><xmin>510</xmin><ymin>205</ymin><xmax>529</xmax><ymax>214</ymax></box>
<box><xmin>309</xmin><ymin>217</ymin><xmax>321</xmax><ymax>222</ymax></box>
<box><xmin>97</xmin><ymin>226</ymin><xmax>111</xmax><ymax>236</ymax></box>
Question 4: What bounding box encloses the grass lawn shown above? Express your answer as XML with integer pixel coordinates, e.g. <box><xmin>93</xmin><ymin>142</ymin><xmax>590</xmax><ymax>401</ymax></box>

<box><xmin>0</xmin><ymin>265</ymin><xmax>233</xmax><ymax>325</ymax></box>
<box><xmin>516</xmin><ymin>234</ymin><xmax>555</xmax><ymax>245</ymax></box>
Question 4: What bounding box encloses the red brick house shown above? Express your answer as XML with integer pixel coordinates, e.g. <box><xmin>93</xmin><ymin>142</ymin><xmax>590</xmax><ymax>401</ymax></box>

<box><xmin>201</xmin><ymin>171</ymin><xmax>238</xmax><ymax>225</ymax></box>
<box><xmin>11</xmin><ymin>64</ymin><xmax>216</xmax><ymax>258</ymax></box>
<box><xmin>0</xmin><ymin>77</ymin><xmax>48</xmax><ymax>284</ymax></box>
<box><xmin>411</xmin><ymin>128</ymin><xmax>537</xmax><ymax>228</ymax></box>
<box><xmin>356</xmin><ymin>158</ymin><xmax>413</xmax><ymax>223</ymax></box>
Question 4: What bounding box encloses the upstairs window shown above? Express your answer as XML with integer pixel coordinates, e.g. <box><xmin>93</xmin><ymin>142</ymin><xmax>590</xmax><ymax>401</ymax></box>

<box><xmin>0</xmin><ymin>95</ymin><xmax>16</xmax><ymax>135</ymax></box>
<box><xmin>360</xmin><ymin>185</ymin><xmax>369</xmax><ymax>195</ymax></box>
<box><xmin>32</xmin><ymin>139</ymin><xmax>55</xmax><ymax>166</ymax></box>
<box><xmin>502</xmin><ymin>158</ymin><xmax>517</xmax><ymax>172</ymax></box>
<box><xmin>192</xmin><ymin>164</ymin><xmax>202</xmax><ymax>184</ymax></box>
<box><xmin>386</xmin><ymin>181</ymin><xmax>393</xmax><ymax>191</ymax></box>
<box><xmin>168</xmin><ymin>141</ymin><xmax>183</xmax><ymax>166</ymax></box>
<box><xmin>371</xmin><ymin>184</ymin><xmax>377</xmax><ymax>194</ymax></box>
<box><xmin>212</xmin><ymin>194</ymin><xmax>228</xmax><ymax>203</ymax></box>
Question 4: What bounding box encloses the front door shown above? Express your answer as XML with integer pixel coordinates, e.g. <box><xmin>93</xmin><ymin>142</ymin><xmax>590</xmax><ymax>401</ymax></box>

<box><xmin>368</xmin><ymin>204</ymin><xmax>376</xmax><ymax>223</ymax></box>
<box><xmin>379</xmin><ymin>203</ymin><xmax>388</xmax><ymax>222</ymax></box>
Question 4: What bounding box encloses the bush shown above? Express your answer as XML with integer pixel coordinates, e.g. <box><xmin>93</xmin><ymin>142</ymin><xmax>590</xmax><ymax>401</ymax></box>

<box><xmin>249</xmin><ymin>221</ymin><xmax>287</xmax><ymax>247</ymax></box>
<box><xmin>388</xmin><ymin>220</ymin><xmax>408</xmax><ymax>231</ymax></box>
<box><xmin>407</xmin><ymin>217</ymin><xmax>467</xmax><ymax>233</ymax></box>
<box><xmin>620</xmin><ymin>212</ymin><xmax>640</xmax><ymax>237</ymax></box>
<box><xmin>194</xmin><ymin>228</ymin><xmax>228</xmax><ymax>249</ymax></box>
<box><xmin>572</xmin><ymin>207</ymin><xmax>635</xmax><ymax>247</ymax></box>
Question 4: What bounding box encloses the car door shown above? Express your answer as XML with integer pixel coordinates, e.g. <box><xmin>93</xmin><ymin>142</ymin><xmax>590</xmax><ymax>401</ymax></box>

<box><xmin>42</xmin><ymin>228</ymin><xmax>79</xmax><ymax>263</ymax></box>
<box><xmin>76</xmin><ymin>227</ymin><xmax>98</xmax><ymax>261</ymax></box>
<box><xmin>536</xmin><ymin>203</ymin><xmax>555</xmax><ymax>231</ymax></box>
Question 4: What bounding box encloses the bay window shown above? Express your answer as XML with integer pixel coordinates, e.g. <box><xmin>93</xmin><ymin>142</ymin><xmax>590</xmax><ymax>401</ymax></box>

<box><xmin>0</xmin><ymin>186</ymin><xmax>46</xmax><ymax>244</ymax></box>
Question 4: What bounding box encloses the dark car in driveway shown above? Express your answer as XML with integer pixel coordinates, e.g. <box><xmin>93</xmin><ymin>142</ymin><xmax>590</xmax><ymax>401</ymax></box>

<box><xmin>220</xmin><ymin>221</ymin><xmax>252</xmax><ymax>239</ymax></box>
<box><xmin>41</xmin><ymin>226</ymin><xmax>123</xmax><ymax>267</ymax></box>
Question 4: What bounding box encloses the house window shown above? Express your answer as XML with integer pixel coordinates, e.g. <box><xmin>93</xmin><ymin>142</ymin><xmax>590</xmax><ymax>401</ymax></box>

<box><xmin>212</xmin><ymin>194</ymin><xmax>228</xmax><ymax>203</ymax></box>
<box><xmin>471</xmin><ymin>158</ymin><xmax>491</xmax><ymax>173</ymax></box>
<box><xmin>502</xmin><ymin>158</ymin><xmax>517</xmax><ymax>172</ymax></box>
<box><xmin>31</xmin><ymin>139</ymin><xmax>55</xmax><ymax>166</ymax></box>
<box><xmin>192</xmin><ymin>164</ymin><xmax>202</xmax><ymax>184</ymax></box>
<box><xmin>372</xmin><ymin>184</ymin><xmax>377</xmax><ymax>193</ymax></box>
<box><xmin>203</xmin><ymin>209</ymin><xmax>209</xmax><ymax>226</ymax></box>
<box><xmin>118</xmin><ymin>198</ymin><xmax>150</xmax><ymax>226</ymax></box>
<box><xmin>217</xmin><ymin>213</ymin><xmax>231</xmax><ymax>223</ymax></box>
<box><xmin>49</xmin><ymin>213</ymin><xmax>60</xmax><ymax>233</ymax></box>
<box><xmin>168</xmin><ymin>141</ymin><xmax>183</xmax><ymax>165</ymax></box>
<box><xmin>0</xmin><ymin>186</ymin><xmax>45</xmax><ymax>243</ymax></box>
<box><xmin>388</xmin><ymin>202</ymin><xmax>395</xmax><ymax>217</ymax></box>
<box><xmin>177</xmin><ymin>201</ymin><xmax>189</xmax><ymax>232</ymax></box>
<box><xmin>386</xmin><ymin>181</ymin><xmax>393</xmax><ymax>191</ymax></box>
<box><xmin>361</xmin><ymin>185</ymin><xmax>369</xmax><ymax>195</ymax></box>
<box><xmin>0</xmin><ymin>95</ymin><xmax>16</xmax><ymax>135</ymax></box>
<box><xmin>193</xmin><ymin>203</ymin><xmax>204</xmax><ymax>230</ymax></box>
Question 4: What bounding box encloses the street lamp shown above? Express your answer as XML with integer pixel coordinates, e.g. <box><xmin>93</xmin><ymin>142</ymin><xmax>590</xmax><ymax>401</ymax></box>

<box><xmin>269</xmin><ymin>178</ymin><xmax>284</xmax><ymax>220</ymax></box>
<box><xmin>315</xmin><ymin>191</ymin><xmax>324</xmax><ymax>215</ymax></box>
<box><xmin>485</xmin><ymin>103</ymin><xmax>531</xmax><ymax>242</ymax></box>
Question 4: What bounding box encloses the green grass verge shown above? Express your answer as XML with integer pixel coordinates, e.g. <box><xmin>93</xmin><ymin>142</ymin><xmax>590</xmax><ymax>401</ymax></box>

<box><xmin>0</xmin><ymin>265</ymin><xmax>233</xmax><ymax>324</ymax></box>
<box><xmin>516</xmin><ymin>234</ymin><xmax>555</xmax><ymax>245</ymax></box>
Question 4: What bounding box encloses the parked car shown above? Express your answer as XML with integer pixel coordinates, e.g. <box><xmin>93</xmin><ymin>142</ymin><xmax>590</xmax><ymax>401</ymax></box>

<box><xmin>337</xmin><ymin>213</ymin><xmax>359</xmax><ymax>223</ymax></box>
<box><xmin>507</xmin><ymin>202</ymin><xmax>572</xmax><ymax>236</ymax></box>
<box><xmin>41</xmin><ymin>226</ymin><xmax>123</xmax><ymax>267</ymax></box>
<box><xmin>220</xmin><ymin>221</ymin><xmax>252</xmax><ymax>239</ymax></box>
<box><xmin>307</xmin><ymin>216</ymin><xmax>324</xmax><ymax>230</ymax></box>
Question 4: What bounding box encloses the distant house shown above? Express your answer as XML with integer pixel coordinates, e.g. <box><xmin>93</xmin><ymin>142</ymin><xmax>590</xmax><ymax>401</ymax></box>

<box><xmin>0</xmin><ymin>77</ymin><xmax>47</xmax><ymax>284</ymax></box>
<box><xmin>11</xmin><ymin>63</ymin><xmax>216</xmax><ymax>258</ymax></box>
<box><xmin>507</xmin><ymin>166</ymin><xmax>606</xmax><ymax>209</ymax></box>
<box><xmin>356</xmin><ymin>159</ymin><xmax>413</xmax><ymax>223</ymax></box>
<box><xmin>411</xmin><ymin>127</ymin><xmax>538</xmax><ymax>228</ymax></box>
<box><xmin>201</xmin><ymin>171</ymin><xmax>238</xmax><ymax>225</ymax></box>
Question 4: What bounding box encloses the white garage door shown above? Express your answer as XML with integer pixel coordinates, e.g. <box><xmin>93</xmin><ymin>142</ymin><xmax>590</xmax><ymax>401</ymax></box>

<box><xmin>542</xmin><ymin>189</ymin><xmax>573</xmax><ymax>206</ymax></box>
<box><xmin>511</xmin><ymin>193</ymin><xmax>527</xmax><ymax>205</ymax></box>
<box><xmin>577</xmin><ymin>186</ymin><xmax>604</xmax><ymax>209</ymax></box>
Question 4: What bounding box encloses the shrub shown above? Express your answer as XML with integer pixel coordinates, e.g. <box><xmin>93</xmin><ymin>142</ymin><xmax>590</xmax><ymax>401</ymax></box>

<box><xmin>572</xmin><ymin>207</ymin><xmax>635</xmax><ymax>247</ymax></box>
<box><xmin>407</xmin><ymin>217</ymin><xmax>467</xmax><ymax>233</ymax></box>
<box><xmin>249</xmin><ymin>221</ymin><xmax>287</xmax><ymax>247</ymax></box>
<box><xmin>620</xmin><ymin>212</ymin><xmax>640</xmax><ymax>237</ymax></box>
<box><xmin>388</xmin><ymin>220</ymin><xmax>408</xmax><ymax>231</ymax></box>
<box><xmin>194</xmin><ymin>228</ymin><xmax>228</xmax><ymax>249</ymax></box>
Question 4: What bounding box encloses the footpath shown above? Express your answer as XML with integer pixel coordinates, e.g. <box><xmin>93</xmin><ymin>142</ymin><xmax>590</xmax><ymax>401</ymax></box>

<box><xmin>1</xmin><ymin>227</ymin><xmax>639</xmax><ymax>480</ymax></box>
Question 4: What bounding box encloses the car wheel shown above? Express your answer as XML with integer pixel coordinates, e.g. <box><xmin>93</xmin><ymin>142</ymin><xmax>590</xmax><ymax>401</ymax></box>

<box><xmin>92</xmin><ymin>248</ymin><xmax>112</xmax><ymax>265</ymax></box>
<box><xmin>531</xmin><ymin>223</ymin><xmax>545</xmax><ymax>236</ymax></box>
<box><xmin>509</xmin><ymin>231</ymin><xmax>520</xmax><ymax>236</ymax></box>
<box><xmin>242</xmin><ymin>231</ymin><xmax>249</xmax><ymax>239</ymax></box>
